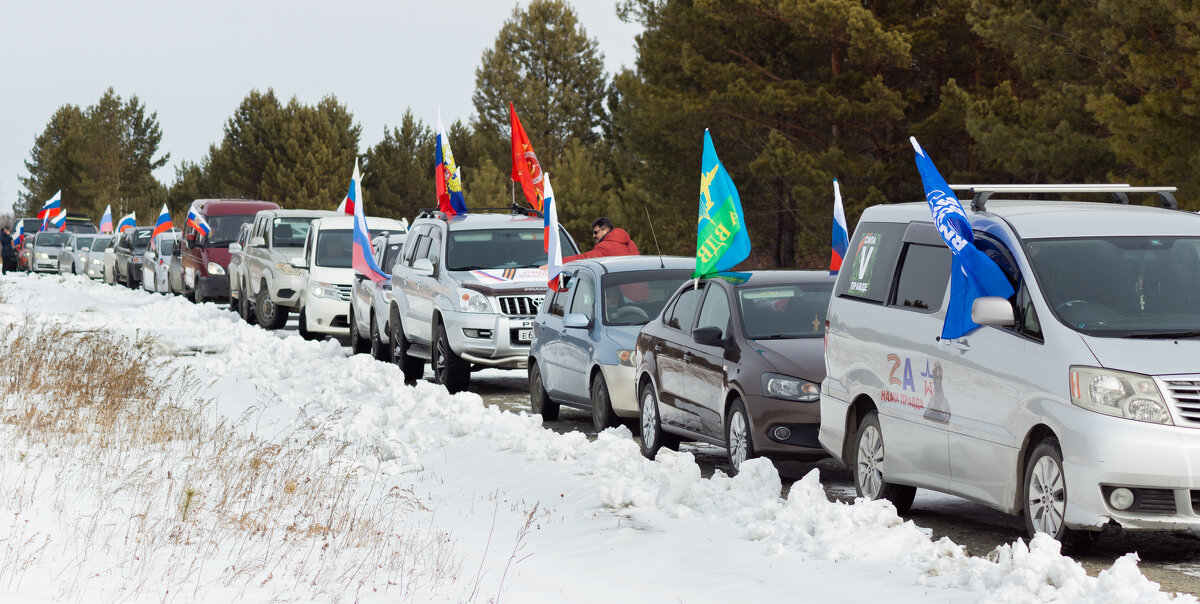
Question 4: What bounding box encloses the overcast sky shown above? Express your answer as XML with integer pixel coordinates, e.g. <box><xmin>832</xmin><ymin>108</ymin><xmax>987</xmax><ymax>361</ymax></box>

<box><xmin>0</xmin><ymin>0</ymin><xmax>642</xmax><ymax>215</ymax></box>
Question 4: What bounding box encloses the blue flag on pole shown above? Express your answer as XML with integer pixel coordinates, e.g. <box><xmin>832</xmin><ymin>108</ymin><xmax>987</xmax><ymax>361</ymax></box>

<box><xmin>910</xmin><ymin>137</ymin><xmax>1014</xmax><ymax>339</ymax></box>
<box><xmin>695</xmin><ymin>130</ymin><xmax>751</xmax><ymax>277</ymax></box>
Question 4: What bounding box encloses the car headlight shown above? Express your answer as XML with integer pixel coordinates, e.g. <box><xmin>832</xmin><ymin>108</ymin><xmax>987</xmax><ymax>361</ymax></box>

<box><xmin>617</xmin><ymin>349</ymin><xmax>635</xmax><ymax>367</ymax></box>
<box><xmin>1070</xmin><ymin>366</ymin><xmax>1172</xmax><ymax>424</ymax></box>
<box><xmin>133</xmin><ymin>257</ymin><xmax>143</xmax><ymax>264</ymax></box>
<box><xmin>36</xmin><ymin>253</ymin><xmax>48</xmax><ymax>259</ymax></box>
<box><xmin>276</xmin><ymin>261</ymin><xmax>302</xmax><ymax>276</ymax></box>
<box><xmin>761</xmin><ymin>372</ymin><xmax>820</xmax><ymax>402</ymax></box>
<box><xmin>208</xmin><ymin>262</ymin><xmax>226</xmax><ymax>275</ymax></box>
<box><xmin>456</xmin><ymin>288</ymin><xmax>492</xmax><ymax>313</ymax></box>
<box><xmin>310</xmin><ymin>280</ymin><xmax>341</xmax><ymax>300</ymax></box>
<box><xmin>91</xmin><ymin>258</ymin><xmax>102</xmax><ymax>264</ymax></box>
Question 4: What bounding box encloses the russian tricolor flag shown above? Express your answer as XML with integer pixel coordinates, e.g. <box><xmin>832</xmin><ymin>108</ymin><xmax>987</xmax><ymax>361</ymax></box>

<box><xmin>544</xmin><ymin>173</ymin><xmax>564</xmax><ymax>291</ymax></box>
<box><xmin>100</xmin><ymin>205</ymin><xmax>114</xmax><ymax>233</ymax></box>
<box><xmin>49</xmin><ymin>211</ymin><xmax>66</xmax><ymax>233</ymax></box>
<box><xmin>186</xmin><ymin>209</ymin><xmax>211</xmax><ymax>236</ymax></box>
<box><xmin>337</xmin><ymin>159</ymin><xmax>361</xmax><ymax>215</ymax></box>
<box><xmin>830</xmin><ymin>179</ymin><xmax>849</xmax><ymax>274</ymax></box>
<box><xmin>349</xmin><ymin>169</ymin><xmax>390</xmax><ymax>283</ymax></box>
<box><xmin>38</xmin><ymin>190</ymin><xmax>62</xmax><ymax>220</ymax></box>
<box><xmin>151</xmin><ymin>205</ymin><xmax>173</xmax><ymax>239</ymax></box>
<box><xmin>117</xmin><ymin>212</ymin><xmax>136</xmax><ymax>233</ymax></box>
<box><xmin>435</xmin><ymin>112</ymin><xmax>468</xmax><ymax>217</ymax></box>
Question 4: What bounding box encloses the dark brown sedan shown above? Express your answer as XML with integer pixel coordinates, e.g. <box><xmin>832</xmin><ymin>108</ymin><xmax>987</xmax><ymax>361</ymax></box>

<box><xmin>634</xmin><ymin>270</ymin><xmax>834</xmax><ymax>471</ymax></box>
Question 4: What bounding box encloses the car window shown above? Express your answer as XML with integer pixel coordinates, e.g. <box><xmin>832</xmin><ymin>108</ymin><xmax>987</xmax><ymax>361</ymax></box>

<box><xmin>601</xmin><ymin>268</ymin><xmax>692</xmax><ymax>326</ymax></box>
<box><xmin>403</xmin><ymin>225</ymin><xmax>430</xmax><ymax>266</ymax></box>
<box><xmin>890</xmin><ymin>243</ymin><xmax>951</xmax><ymax>313</ymax></box>
<box><xmin>696</xmin><ymin>284</ymin><xmax>731</xmax><ymax>334</ymax></box>
<box><xmin>835</xmin><ymin>222</ymin><xmax>905</xmax><ymax>303</ymax></box>
<box><xmin>664</xmin><ymin>285</ymin><xmax>703</xmax><ymax>333</ymax></box>
<box><xmin>381</xmin><ymin>242</ymin><xmax>405</xmax><ymax>273</ymax></box>
<box><xmin>975</xmin><ymin>232</ymin><xmax>1042</xmax><ymax>341</ymax></box>
<box><xmin>739</xmin><ymin>283</ymin><xmax>834</xmax><ymax>339</ymax></box>
<box><xmin>272</xmin><ymin>218</ymin><xmax>313</xmax><ymax>247</ymax></box>
<box><xmin>569</xmin><ymin>273</ymin><xmax>595</xmax><ymax>320</ymax></box>
<box><xmin>445</xmin><ymin>227</ymin><xmax>576</xmax><ymax>271</ymax></box>
<box><xmin>427</xmin><ymin>228</ymin><xmax>443</xmax><ymax>266</ymax></box>
<box><xmin>414</xmin><ymin>235</ymin><xmax>432</xmax><ymax>263</ymax></box>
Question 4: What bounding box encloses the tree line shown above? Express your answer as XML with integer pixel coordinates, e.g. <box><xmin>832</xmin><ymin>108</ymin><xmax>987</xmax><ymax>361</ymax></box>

<box><xmin>18</xmin><ymin>0</ymin><xmax>1200</xmax><ymax>267</ymax></box>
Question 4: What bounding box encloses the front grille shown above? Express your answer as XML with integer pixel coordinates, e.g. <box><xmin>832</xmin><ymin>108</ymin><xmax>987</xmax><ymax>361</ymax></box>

<box><xmin>334</xmin><ymin>284</ymin><xmax>353</xmax><ymax>302</ymax></box>
<box><xmin>330</xmin><ymin>315</ymin><xmax>349</xmax><ymax>328</ymax></box>
<box><xmin>1162</xmin><ymin>377</ymin><xmax>1200</xmax><ymax>426</ymax></box>
<box><xmin>498</xmin><ymin>295</ymin><xmax>544</xmax><ymax>316</ymax></box>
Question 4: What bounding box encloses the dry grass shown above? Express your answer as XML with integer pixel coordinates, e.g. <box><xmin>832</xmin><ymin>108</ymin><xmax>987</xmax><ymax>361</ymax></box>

<box><xmin>0</xmin><ymin>320</ymin><xmax>468</xmax><ymax>601</ymax></box>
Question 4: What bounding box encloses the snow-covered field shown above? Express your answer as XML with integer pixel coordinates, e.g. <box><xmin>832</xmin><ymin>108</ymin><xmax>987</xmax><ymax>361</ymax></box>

<box><xmin>0</xmin><ymin>273</ymin><xmax>1189</xmax><ymax>603</ymax></box>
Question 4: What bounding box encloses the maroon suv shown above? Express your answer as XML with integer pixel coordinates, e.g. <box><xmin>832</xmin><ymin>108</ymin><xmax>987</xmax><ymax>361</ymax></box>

<box><xmin>180</xmin><ymin>199</ymin><xmax>279</xmax><ymax>303</ymax></box>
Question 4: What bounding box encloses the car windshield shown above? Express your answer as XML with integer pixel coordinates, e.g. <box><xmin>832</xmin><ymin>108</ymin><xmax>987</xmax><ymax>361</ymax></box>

<box><xmin>315</xmin><ymin>229</ymin><xmax>352</xmax><ymax>268</ymax></box>
<box><xmin>35</xmin><ymin>232</ymin><xmax>69</xmax><ymax>246</ymax></box>
<box><xmin>446</xmin><ymin>227</ymin><xmax>576</xmax><ymax>271</ymax></box>
<box><xmin>131</xmin><ymin>230</ymin><xmax>152</xmax><ymax>252</ymax></box>
<box><xmin>75</xmin><ymin>236</ymin><xmax>95</xmax><ymax>251</ymax></box>
<box><xmin>602</xmin><ymin>269</ymin><xmax>693</xmax><ymax>325</ymax></box>
<box><xmin>206</xmin><ymin>214</ymin><xmax>255</xmax><ymax>247</ymax></box>
<box><xmin>738</xmin><ymin>283</ymin><xmax>834</xmax><ymax>339</ymax></box>
<box><xmin>273</xmin><ymin>217</ymin><xmax>314</xmax><ymax>247</ymax></box>
<box><xmin>92</xmin><ymin>236</ymin><xmax>112</xmax><ymax>251</ymax></box>
<box><xmin>1027</xmin><ymin>236</ymin><xmax>1200</xmax><ymax>337</ymax></box>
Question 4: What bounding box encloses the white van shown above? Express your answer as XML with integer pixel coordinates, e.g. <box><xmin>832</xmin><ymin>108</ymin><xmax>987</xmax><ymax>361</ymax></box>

<box><xmin>820</xmin><ymin>184</ymin><xmax>1200</xmax><ymax>547</ymax></box>
<box><xmin>296</xmin><ymin>215</ymin><xmax>407</xmax><ymax>341</ymax></box>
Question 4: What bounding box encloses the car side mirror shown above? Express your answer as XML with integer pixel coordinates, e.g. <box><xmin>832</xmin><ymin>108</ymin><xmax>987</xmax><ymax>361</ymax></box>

<box><xmin>693</xmin><ymin>326</ymin><xmax>725</xmax><ymax>346</ymax></box>
<box><xmin>228</xmin><ymin>242</ymin><xmax>242</xmax><ymax>255</ymax></box>
<box><xmin>249</xmin><ymin>236</ymin><xmax>265</xmax><ymax>248</ymax></box>
<box><xmin>972</xmin><ymin>296</ymin><xmax>1016</xmax><ymax>327</ymax></box>
<box><xmin>563</xmin><ymin>313</ymin><xmax>591</xmax><ymax>329</ymax></box>
<box><xmin>413</xmin><ymin>258</ymin><xmax>435</xmax><ymax>277</ymax></box>
<box><xmin>63</xmin><ymin>246</ymin><xmax>73</xmax><ymax>252</ymax></box>
<box><xmin>290</xmin><ymin>256</ymin><xmax>308</xmax><ymax>270</ymax></box>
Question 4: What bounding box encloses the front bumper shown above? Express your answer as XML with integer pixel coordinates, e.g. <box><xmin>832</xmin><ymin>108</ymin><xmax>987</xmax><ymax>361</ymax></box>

<box><xmin>600</xmin><ymin>363</ymin><xmax>638</xmax><ymax>418</ymax></box>
<box><xmin>443</xmin><ymin>310</ymin><xmax>533</xmax><ymax>369</ymax></box>
<box><xmin>33</xmin><ymin>258</ymin><xmax>58</xmax><ymax>272</ymax></box>
<box><xmin>305</xmin><ymin>294</ymin><xmax>350</xmax><ymax>336</ymax></box>
<box><xmin>746</xmin><ymin>393</ymin><xmax>825</xmax><ymax>459</ymax></box>
<box><xmin>271</xmin><ymin>273</ymin><xmax>305</xmax><ymax>309</ymax></box>
<box><xmin>196</xmin><ymin>274</ymin><xmax>229</xmax><ymax>300</ymax></box>
<box><xmin>86</xmin><ymin>263</ymin><xmax>104</xmax><ymax>279</ymax></box>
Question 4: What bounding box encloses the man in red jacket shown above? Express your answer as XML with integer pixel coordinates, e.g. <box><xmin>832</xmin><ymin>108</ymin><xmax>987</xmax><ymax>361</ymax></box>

<box><xmin>562</xmin><ymin>217</ymin><xmax>639</xmax><ymax>263</ymax></box>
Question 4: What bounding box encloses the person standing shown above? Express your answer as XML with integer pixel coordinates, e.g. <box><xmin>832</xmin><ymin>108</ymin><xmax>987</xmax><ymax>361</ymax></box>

<box><xmin>562</xmin><ymin>217</ymin><xmax>639</xmax><ymax>262</ymax></box>
<box><xmin>0</xmin><ymin>226</ymin><xmax>14</xmax><ymax>274</ymax></box>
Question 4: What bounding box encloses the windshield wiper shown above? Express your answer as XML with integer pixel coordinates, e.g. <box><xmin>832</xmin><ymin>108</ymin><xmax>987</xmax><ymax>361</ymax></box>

<box><xmin>1124</xmin><ymin>330</ymin><xmax>1200</xmax><ymax>339</ymax></box>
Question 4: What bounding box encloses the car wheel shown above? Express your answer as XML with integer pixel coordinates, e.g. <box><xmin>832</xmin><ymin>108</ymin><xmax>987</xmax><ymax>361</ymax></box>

<box><xmin>1024</xmin><ymin>439</ymin><xmax>1083</xmax><ymax>549</ymax></box>
<box><xmin>529</xmin><ymin>362</ymin><xmax>559</xmax><ymax>421</ymax></box>
<box><xmin>639</xmin><ymin>381</ymin><xmax>678</xmax><ymax>459</ymax></box>
<box><xmin>854</xmin><ymin>411</ymin><xmax>916</xmax><ymax>513</ymax></box>
<box><xmin>298</xmin><ymin>308</ymin><xmax>321</xmax><ymax>341</ymax></box>
<box><xmin>725</xmin><ymin>399</ymin><xmax>756</xmax><ymax>473</ymax></box>
<box><xmin>370</xmin><ymin>316</ymin><xmax>391</xmax><ymax>362</ymax></box>
<box><xmin>433</xmin><ymin>324</ymin><xmax>470</xmax><ymax>394</ymax></box>
<box><xmin>589</xmin><ymin>373</ymin><xmax>619</xmax><ymax>431</ymax></box>
<box><xmin>348</xmin><ymin>307</ymin><xmax>369</xmax><ymax>354</ymax></box>
<box><xmin>240</xmin><ymin>282</ymin><xmax>258</xmax><ymax>325</ymax></box>
<box><xmin>256</xmin><ymin>288</ymin><xmax>287</xmax><ymax>330</ymax></box>
<box><xmin>390</xmin><ymin>313</ymin><xmax>424</xmax><ymax>382</ymax></box>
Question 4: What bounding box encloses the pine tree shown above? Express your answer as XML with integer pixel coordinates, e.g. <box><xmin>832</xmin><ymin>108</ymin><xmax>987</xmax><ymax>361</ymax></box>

<box><xmin>363</xmin><ymin>110</ymin><xmax>435</xmax><ymax>219</ymax></box>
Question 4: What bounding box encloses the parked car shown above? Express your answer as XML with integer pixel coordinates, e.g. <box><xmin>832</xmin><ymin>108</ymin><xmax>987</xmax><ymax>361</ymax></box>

<box><xmin>388</xmin><ymin>208</ymin><xmax>580</xmax><ymax>392</ymax></box>
<box><xmin>166</xmin><ymin>236</ymin><xmax>186</xmax><ymax>295</ymax></box>
<box><xmin>62</xmin><ymin>213</ymin><xmax>98</xmax><ymax>234</ymax></box>
<box><xmin>180</xmin><ymin>199</ymin><xmax>281</xmax><ymax>303</ymax></box>
<box><xmin>103</xmin><ymin>233</ymin><xmax>122</xmax><ymax>285</ymax></box>
<box><xmin>226</xmin><ymin>223</ymin><xmax>254</xmax><ymax>319</ymax></box>
<box><xmin>57</xmin><ymin>233</ymin><xmax>97</xmax><ymax>275</ymax></box>
<box><xmin>635</xmin><ymin>270</ymin><xmax>835</xmax><ymax>472</ymax></box>
<box><xmin>817</xmin><ymin>184</ymin><xmax>1200</xmax><ymax>546</ymax></box>
<box><xmin>529</xmin><ymin>256</ymin><xmax>694</xmax><ymax>431</ymax></box>
<box><xmin>30</xmin><ymin>231</ymin><xmax>71</xmax><ymax>273</ymax></box>
<box><xmin>113</xmin><ymin>227</ymin><xmax>152</xmax><ymax>288</ymax></box>
<box><xmin>239</xmin><ymin>209</ymin><xmax>338</xmax><ymax>329</ymax></box>
<box><xmin>296</xmin><ymin>215</ymin><xmax>407</xmax><ymax>341</ymax></box>
<box><xmin>142</xmin><ymin>231</ymin><xmax>180</xmax><ymax>294</ymax></box>
<box><xmin>349</xmin><ymin>230</ymin><xmax>409</xmax><ymax>359</ymax></box>
<box><xmin>85</xmin><ymin>235</ymin><xmax>112</xmax><ymax>280</ymax></box>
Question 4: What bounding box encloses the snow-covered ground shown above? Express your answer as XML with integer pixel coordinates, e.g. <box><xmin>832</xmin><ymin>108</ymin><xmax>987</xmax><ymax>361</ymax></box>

<box><xmin>0</xmin><ymin>273</ymin><xmax>1189</xmax><ymax>603</ymax></box>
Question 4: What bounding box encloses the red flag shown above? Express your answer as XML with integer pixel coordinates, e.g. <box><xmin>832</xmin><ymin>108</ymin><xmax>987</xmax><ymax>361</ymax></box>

<box><xmin>510</xmin><ymin>103</ymin><xmax>544</xmax><ymax>212</ymax></box>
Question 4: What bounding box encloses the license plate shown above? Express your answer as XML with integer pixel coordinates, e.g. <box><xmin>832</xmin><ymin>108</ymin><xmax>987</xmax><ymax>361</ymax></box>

<box><xmin>517</xmin><ymin>329</ymin><xmax>533</xmax><ymax>342</ymax></box>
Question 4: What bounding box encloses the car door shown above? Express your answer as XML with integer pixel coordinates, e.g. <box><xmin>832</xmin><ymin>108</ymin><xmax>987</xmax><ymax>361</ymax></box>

<box><xmin>396</xmin><ymin>225</ymin><xmax>432</xmax><ymax>345</ymax></box>
<box><xmin>535</xmin><ymin>272</ymin><xmax>573</xmax><ymax>397</ymax></box>
<box><xmin>670</xmin><ymin>281</ymin><xmax>732</xmax><ymax>438</ymax></box>
<box><xmin>654</xmin><ymin>283</ymin><xmax>705</xmax><ymax>428</ymax></box>
<box><xmin>409</xmin><ymin>225</ymin><xmax>443</xmax><ymax>344</ymax></box>
<box><xmin>557</xmin><ymin>267</ymin><xmax>598</xmax><ymax>404</ymax></box>
<box><xmin>244</xmin><ymin>216</ymin><xmax>269</xmax><ymax>295</ymax></box>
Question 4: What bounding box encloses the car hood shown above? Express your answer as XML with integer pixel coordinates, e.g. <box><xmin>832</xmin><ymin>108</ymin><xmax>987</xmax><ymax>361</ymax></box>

<box><xmin>1081</xmin><ymin>334</ymin><xmax>1200</xmax><ymax>376</ymax></box>
<box><xmin>309</xmin><ymin>266</ymin><xmax>354</xmax><ymax>286</ymax></box>
<box><xmin>454</xmin><ymin>269</ymin><xmax>549</xmax><ymax>295</ymax></box>
<box><xmin>747</xmin><ymin>337</ymin><xmax>826</xmax><ymax>383</ymax></box>
<box><xmin>203</xmin><ymin>247</ymin><xmax>231</xmax><ymax>266</ymax></box>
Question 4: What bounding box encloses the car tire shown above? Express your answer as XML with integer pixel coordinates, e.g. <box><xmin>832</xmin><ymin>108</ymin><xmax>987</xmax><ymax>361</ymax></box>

<box><xmin>639</xmin><ymin>381</ymin><xmax>679</xmax><ymax>459</ymax></box>
<box><xmin>370</xmin><ymin>316</ymin><xmax>391</xmax><ymax>362</ymax></box>
<box><xmin>853</xmin><ymin>411</ymin><xmax>916</xmax><ymax>513</ymax></box>
<box><xmin>529</xmin><ymin>362</ymin><xmax>559</xmax><ymax>421</ymax></box>
<box><xmin>590</xmin><ymin>373</ymin><xmax>619</xmax><ymax>431</ymax></box>
<box><xmin>240</xmin><ymin>282</ymin><xmax>257</xmax><ymax>325</ymax></box>
<box><xmin>432</xmin><ymin>324</ymin><xmax>470</xmax><ymax>394</ymax></box>
<box><xmin>256</xmin><ymin>287</ymin><xmax>287</xmax><ymax>330</ymax></box>
<box><xmin>1023</xmin><ymin>438</ymin><xmax>1088</xmax><ymax>552</ymax></box>
<box><xmin>725</xmin><ymin>398</ymin><xmax>755</xmax><ymax>473</ymax></box>
<box><xmin>348</xmin><ymin>307</ymin><xmax>369</xmax><ymax>354</ymax></box>
<box><xmin>298</xmin><ymin>308</ymin><xmax>321</xmax><ymax>341</ymax></box>
<box><xmin>390</xmin><ymin>313</ymin><xmax>424</xmax><ymax>382</ymax></box>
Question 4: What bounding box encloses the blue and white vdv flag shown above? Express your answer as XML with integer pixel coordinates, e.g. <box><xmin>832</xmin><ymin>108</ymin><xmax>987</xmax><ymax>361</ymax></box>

<box><xmin>910</xmin><ymin>136</ymin><xmax>1014</xmax><ymax>339</ymax></box>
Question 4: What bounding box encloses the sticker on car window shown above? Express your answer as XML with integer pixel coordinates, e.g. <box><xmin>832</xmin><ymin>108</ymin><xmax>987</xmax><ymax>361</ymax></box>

<box><xmin>847</xmin><ymin>232</ymin><xmax>882</xmax><ymax>296</ymax></box>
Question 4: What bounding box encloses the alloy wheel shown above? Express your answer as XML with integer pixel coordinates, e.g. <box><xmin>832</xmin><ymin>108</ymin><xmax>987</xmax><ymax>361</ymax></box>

<box><xmin>728</xmin><ymin>411</ymin><xmax>749</xmax><ymax>469</ymax></box>
<box><xmin>640</xmin><ymin>389</ymin><xmax>657</xmax><ymax>449</ymax></box>
<box><xmin>1028</xmin><ymin>455</ymin><xmax>1066</xmax><ymax>536</ymax></box>
<box><xmin>856</xmin><ymin>424</ymin><xmax>884</xmax><ymax>500</ymax></box>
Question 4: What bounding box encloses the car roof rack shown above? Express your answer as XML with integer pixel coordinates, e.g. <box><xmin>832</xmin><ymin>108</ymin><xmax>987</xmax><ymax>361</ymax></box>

<box><xmin>414</xmin><ymin>205</ymin><xmax>543</xmax><ymax>221</ymax></box>
<box><xmin>948</xmin><ymin>184</ymin><xmax>1179</xmax><ymax>212</ymax></box>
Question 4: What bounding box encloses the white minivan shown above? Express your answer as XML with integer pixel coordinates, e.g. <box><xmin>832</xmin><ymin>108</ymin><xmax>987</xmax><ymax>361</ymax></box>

<box><xmin>820</xmin><ymin>184</ymin><xmax>1200</xmax><ymax>547</ymax></box>
<box><xmin>295</xmin><ymin>215</ymin><xmax>407</xmax><ymax>341</ymax></box>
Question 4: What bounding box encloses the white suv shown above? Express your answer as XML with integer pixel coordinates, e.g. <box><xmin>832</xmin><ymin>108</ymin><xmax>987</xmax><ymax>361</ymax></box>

<box><xmin>238</xmin><ymin>209</ymin><xmax>338</xmax><ymax>330</ymax></box>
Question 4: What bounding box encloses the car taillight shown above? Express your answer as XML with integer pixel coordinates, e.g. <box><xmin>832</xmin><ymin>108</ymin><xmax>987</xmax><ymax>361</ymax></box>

<box><xmin>824</xmin><ymin>319</ymin><xmax>830</xmax><ymax>350</ymax></box>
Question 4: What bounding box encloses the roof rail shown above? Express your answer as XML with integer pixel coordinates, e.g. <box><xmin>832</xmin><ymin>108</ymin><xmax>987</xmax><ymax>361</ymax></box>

<box><xmin>948</xmin><ymin>184</ymin><xmax>1179</xmax><ymax>212</ymax></box>
<box><xmin>414</xmin><ymin>205</ymin><xmax>543</xmax><ymax>221</ymax></box>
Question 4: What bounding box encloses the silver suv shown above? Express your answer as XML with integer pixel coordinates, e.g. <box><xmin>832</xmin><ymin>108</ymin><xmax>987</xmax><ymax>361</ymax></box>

<box><xmin>819</xmin><ymin>184</ymin><xmax>1200</xmax><ymax>547</ymax></box>
<box><xmin>238</xmin><ymin>209</ymin><xmax>338</xmax><ymax>329</ymax></box>
<box><xmin>388</xmin><ymin>208</ymin><xmax>579</xmax><ymax>393</ymax></box>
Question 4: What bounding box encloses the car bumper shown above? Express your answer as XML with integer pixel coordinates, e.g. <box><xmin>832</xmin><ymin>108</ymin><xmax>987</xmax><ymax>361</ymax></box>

<box><xmin>443</xmin><ymin>310</ymin><xmax>534</xmax><ymax>369</ymax></box>
<box><xmin>197</xmin><ymin>275</ymin><xmax>229</xmax><ymax>300</ymax></box>
<box><xmin>86</xmin><ymin>264</ymin><xmax>104</xmax><ymax>279</ymax></box>
<box><xmin>600</xmin><ymin>363</ymin><xmax>638</xmax><ymax>418</ymax></box>
<box><xmin>305</xmin><ymin>294</ymin><xmax>350</xmax><ymax>336</ymax></box>
<box><xmin>1062</xmin><ymin>410</ymin><xmax>1200</xmax><ymax>531</ymax></box>
<box><xmin>746</xmin><ymin>393</ymin><xmax>825</xmax><ymax>459</ymax></box>
<box><xmin>272</xmin><ymin>274</ymin><xmax>304</xmax><ymax>308</ymax></box>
